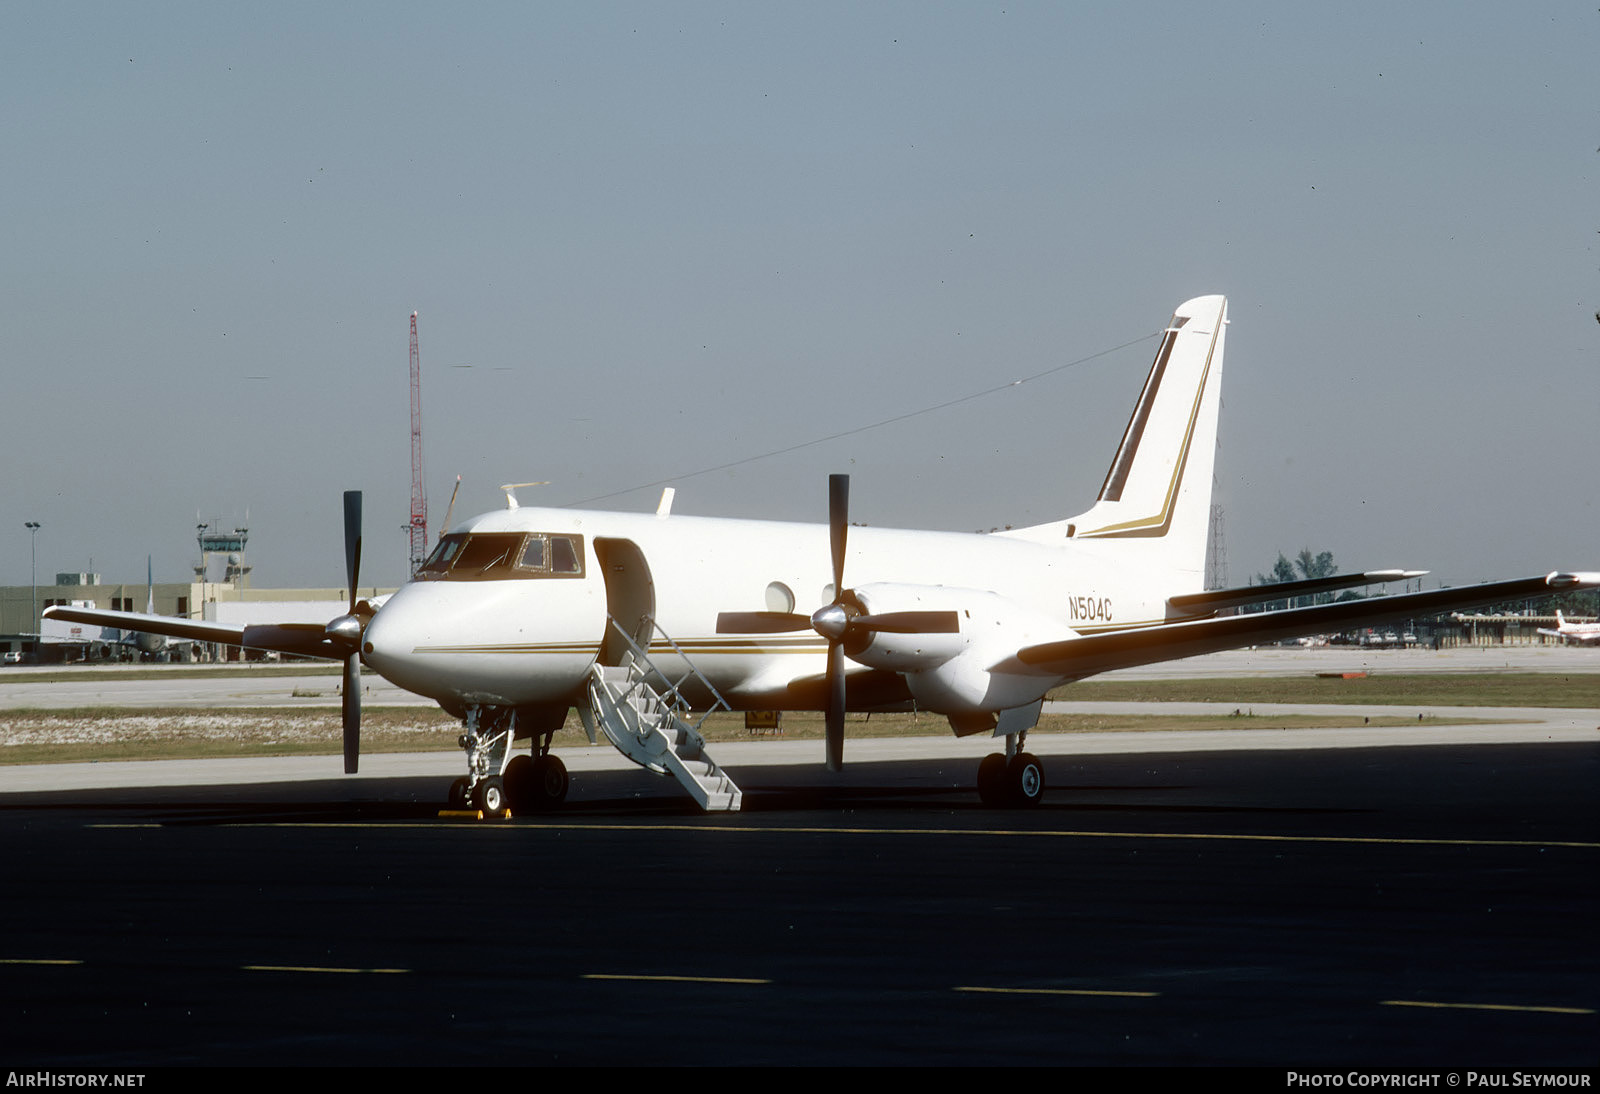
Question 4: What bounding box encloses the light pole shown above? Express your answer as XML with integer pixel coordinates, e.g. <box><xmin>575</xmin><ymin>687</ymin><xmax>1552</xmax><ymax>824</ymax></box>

<box><xmin>24</xmin><ymin>521</ymin><xmax>40</xmax><ymax>655</ymax></box>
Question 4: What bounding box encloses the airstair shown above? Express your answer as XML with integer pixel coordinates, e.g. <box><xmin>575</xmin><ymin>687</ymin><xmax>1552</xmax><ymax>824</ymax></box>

<box><xmin>584</xmin><ymin>616</ymin><xmax>742</xmax><ymax>812</ymax></box>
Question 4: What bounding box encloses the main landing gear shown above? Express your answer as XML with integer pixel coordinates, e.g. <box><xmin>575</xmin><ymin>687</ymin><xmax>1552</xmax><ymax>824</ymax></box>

<box><xmin>450</xmin><ymin>705</ymin><xmax>569</xmax><ymax>814</ymax></box>
<box><xmin>976</xmin><ymin>732</ymin><xmax>1045</xmax><ymax>808</ymax></box>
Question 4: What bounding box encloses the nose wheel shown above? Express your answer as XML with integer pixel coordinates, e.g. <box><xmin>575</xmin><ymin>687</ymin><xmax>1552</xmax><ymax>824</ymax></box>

<box><xmin>474</xmin><ymin>775</ymin><xmax>506</xmax><ymax>814</ymax></box>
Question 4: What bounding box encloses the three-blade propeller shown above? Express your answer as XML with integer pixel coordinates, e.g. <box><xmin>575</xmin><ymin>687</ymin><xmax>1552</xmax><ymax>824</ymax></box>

<box><xmin>714</xmin><ymin>474</ymin><xmax>958</xmax><ymax>772</ymax></box>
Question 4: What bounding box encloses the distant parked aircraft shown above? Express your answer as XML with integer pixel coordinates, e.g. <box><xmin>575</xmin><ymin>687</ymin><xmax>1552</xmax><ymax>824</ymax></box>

<box><xmin>1537</xmin><ymin>610</ymin><xmax>1600</xmax><ymax>646</ymax></box>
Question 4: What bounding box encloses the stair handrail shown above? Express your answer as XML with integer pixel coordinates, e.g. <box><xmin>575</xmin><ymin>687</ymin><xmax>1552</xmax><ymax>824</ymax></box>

<box><xmin>603</xmin><ymin>614</ymin><xmax>732</xmax><ymax>733</ymax></box>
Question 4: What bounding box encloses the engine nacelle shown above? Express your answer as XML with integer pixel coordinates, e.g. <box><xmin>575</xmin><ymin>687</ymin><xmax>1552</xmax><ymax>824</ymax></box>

<box><xmin>845</xmin><ymin>583</ymin><xmax>1078</xmax><ymax>714</ymax></box>
<box><xmin>840</xmin><ymin>583</ymin><xmax>975</xmax><ymax>671</ymax></box>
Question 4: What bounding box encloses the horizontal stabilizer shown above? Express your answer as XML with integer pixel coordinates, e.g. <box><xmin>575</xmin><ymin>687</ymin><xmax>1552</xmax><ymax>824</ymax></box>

<box><xmin>1010</xmin><ymin>572</ymin><xmax>1599</xmax><ymax>678</ymax></box>
<box><xmin>1168</xmin><ymin>570</ymin><xmax>1428</xmax><ymax>616</ymax></box>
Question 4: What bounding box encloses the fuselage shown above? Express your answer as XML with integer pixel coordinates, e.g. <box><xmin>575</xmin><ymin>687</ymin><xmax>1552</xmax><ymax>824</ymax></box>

<box><xmin>360</xmin><ymin>503</ymin><xmax>1195</xmax><ymax>716</ymax></box>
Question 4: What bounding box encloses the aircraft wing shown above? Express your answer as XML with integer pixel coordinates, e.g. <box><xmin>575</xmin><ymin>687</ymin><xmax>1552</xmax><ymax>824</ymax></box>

<box><xmin>40</xmin><ymin>606</ymin><xmax>347</xmax><ymax>660</ymax></box>
<box><xmin>1009</xmin><ymin>572</ymin><xmax>1599</xmax><ymax>678</ymax></box>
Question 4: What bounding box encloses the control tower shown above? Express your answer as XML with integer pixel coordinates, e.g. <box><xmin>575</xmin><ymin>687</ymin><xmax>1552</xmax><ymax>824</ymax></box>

<box><xmin>195</xmin><ymin>521</ymin><xmax>251</xmax><ymax>586</ymax></box>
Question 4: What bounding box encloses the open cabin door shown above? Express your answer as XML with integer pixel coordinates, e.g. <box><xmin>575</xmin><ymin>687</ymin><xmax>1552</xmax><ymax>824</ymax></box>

<box><xmin>584</xmin><ymin>535</ymin><xmax>742</xmax><ymax>811</ymax></box>
<box><xmin>594</xmin><ymin>537</ymin><xmax>655</xmax><ymax>668</ymax></box>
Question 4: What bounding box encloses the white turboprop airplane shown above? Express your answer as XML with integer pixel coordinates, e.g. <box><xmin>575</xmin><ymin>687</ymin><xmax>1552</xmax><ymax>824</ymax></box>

<box><xmin>45</xmin><ymin>296</ymin><xmax>1598</xmax><ymax>813</ymax></box>
<box><xmin>1537</xmin><ymin>610</ymin><xmax>1600</xmax><ymax>645</ymax></box>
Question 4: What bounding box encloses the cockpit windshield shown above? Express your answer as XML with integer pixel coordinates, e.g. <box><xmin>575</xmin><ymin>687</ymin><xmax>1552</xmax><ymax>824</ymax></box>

<box><xmin>415</xmin><ymin>532</ymin><xmax>585</xmax><ymax>581</ymax></box>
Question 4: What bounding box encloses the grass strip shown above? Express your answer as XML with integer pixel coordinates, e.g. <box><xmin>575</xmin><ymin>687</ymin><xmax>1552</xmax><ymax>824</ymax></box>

<box><xmin>1053</xmin><ymin>673</ymin><xmax>1598</xmax><ymax>708</ymax></box>
<box><xmin>0</xmin><ymin>707</ymin><xmax>1501</xmax><ymax>766</ymax></box>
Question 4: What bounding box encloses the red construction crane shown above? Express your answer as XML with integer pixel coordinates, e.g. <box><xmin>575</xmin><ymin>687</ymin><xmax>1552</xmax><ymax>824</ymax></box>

<box><xmin>408</xmin><ymin>311</ymin><xmax>427</xmax><ymax>574</ymax></box>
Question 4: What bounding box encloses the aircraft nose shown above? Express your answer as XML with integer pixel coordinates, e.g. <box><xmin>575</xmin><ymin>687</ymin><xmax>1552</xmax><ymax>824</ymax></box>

<box><xmin>360</xmin><ymin>599</ymin><xmax>411</xmax><ymax>680</ymax></box>
<box><xmin>361</xmin><ymin>595</ymin><xmax>445</xmax><ymax>703</ymax></box>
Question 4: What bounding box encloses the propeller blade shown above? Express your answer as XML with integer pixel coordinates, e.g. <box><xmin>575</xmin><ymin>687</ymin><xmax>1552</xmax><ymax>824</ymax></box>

<box><xmin>850</xmin><ymin>610</ymin><xmax>962</xmax><ymax>635</ymax></box>
<box><xmin>343</xmin><ymin>490</ymin><xmax>362</xmax><ymax>615</ymax></box>
<box><xmin>824</xmin><ymin>641</ymin><xmax>845</xmax><ymax>772</ymax></box>
<box><xmin>828</xmin><ymin>474</ymin><xmax>849</xmax><ymax>599</ymax></box>
<box><xmin>341</xmin><ymin>490</ymin><xmax>363</xmax><ymax>773</ymax></box>
<box><xmin>242</xmin><ymin>622</ymin><xmax>339</xmax><ymax>657</ymax></box>
<box><xmin>342</xmin><ymin>652</ymin><xmax>360</xmax><ymax>774</ymax></box>
<box><xmin>823</xmin><ymin>473</ymin><xmax>852</xmax><ymax>772</ymax></box>
<box><xmin>716</xmin><ymin>611</ymin><xmax>812</xmax><ymax>634</ymax></box>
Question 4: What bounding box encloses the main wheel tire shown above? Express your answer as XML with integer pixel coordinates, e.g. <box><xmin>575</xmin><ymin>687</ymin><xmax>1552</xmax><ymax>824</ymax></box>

<box><xmin>532</xmin><ymin>754</ymin><xmax>569</xmax><ymax>809</ymax></box>
<box><xmin>475</xmin><ymin>775</ymin><xmax>506</xmax><ymax>814</ymax></box>
<box><xmin>976</xmin><ymin>753</ymin><xmax>1009</xmax><ymax>807</ymax></box>
<box><xmin>447</xmin><ymin>777</ymin><xmax>472</xmax><ymax>809</ymax></box>
<box><xmin>503</xmin><ymin>755</ymin><xmax>535</xmax><ymax>813</ymax></box>
<box><xmin>1007</xmin><ymin>752</ymin><xmax>1045</xmax><ymax>808</ymax></box>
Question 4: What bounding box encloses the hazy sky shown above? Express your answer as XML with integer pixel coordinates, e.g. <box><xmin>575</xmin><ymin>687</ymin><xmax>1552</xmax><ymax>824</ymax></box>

<box><xmin>4</xmin><ymin>3</ymin><xmax>1595</xmax><ymax>591</ymax></box>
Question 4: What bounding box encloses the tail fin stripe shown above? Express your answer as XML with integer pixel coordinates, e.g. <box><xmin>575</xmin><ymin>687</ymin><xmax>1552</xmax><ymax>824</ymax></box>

<box><xmin>1079</xmin><ymin>319</ymin><xmax>1222</xmax><ymax>539</ymax></box>
<box><xmin>1099</xmin><ymin>330</ymin><xmax>1177</xmax><ymax>502</ymax></box>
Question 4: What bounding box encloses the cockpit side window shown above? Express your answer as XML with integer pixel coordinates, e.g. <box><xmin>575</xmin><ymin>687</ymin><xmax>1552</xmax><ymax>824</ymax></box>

<box><xmin>419</xmin><ymin>534</ymin><xmax>466</xmax><ymax>573</ymax></box>
<box><xmin>550</xmin><ymin>535</ymin><xmax>580</xmax><ymax>574</ymax></box>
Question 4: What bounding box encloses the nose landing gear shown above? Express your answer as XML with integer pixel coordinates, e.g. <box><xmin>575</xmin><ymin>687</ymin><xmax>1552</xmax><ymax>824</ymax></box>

<box><xmin>448</xmin><ymin>705</ymin><xmax>570</xmax><ymax>815</ymax></box>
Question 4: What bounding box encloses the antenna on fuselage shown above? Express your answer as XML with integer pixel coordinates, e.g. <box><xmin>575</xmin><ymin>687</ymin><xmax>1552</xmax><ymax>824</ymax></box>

<box><xmin>499</xmin><ymin>481</ymin><xmax>549</xmax><ymax>510</ymax></box>
<box><xmin>656</xmin><ymin>487</ymin><xmax>675</xmax><ymax>518</ymax></box>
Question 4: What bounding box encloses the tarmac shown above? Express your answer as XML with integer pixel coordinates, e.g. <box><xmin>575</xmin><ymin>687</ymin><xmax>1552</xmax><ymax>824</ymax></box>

<box><xmin>0</xmin><ymin>645</ymin><xmax>1594</xmax><ymax>1066</ymax></box>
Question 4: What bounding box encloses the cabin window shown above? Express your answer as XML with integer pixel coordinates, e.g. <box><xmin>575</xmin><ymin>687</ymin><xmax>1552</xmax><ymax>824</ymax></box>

<box><xmin>414</xmin><ymin>532</ymin><xmax>585</xmax><ymax>581</ymax></box>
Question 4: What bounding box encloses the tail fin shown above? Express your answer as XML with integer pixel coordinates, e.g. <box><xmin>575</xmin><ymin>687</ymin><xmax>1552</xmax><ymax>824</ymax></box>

<box><xmin>1004</xmin><ymin>295</ymin><xmax>1227</xmax><ymax>582</ymax></box>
